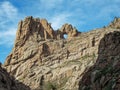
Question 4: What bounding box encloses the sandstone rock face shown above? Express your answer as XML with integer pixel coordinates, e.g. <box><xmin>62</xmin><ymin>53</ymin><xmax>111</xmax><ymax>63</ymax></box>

<box><xmin>0</xmin><ymin>63</ymin><xmax>30</xmax><ymax>90</ymax></box>
<box><xmin>56</xmin><ymin>23</ymin><xmax>80</xmax><ymax>39</ymax></box>
<box><xmin>3</xmin><ymin>17</ymin><xmax>120</xmax><ymax>90</ymax></box>
<box><xmin>15</xmin><ymin>16</ymin><xmax>55</xmax><ymax>47</ymax></box>
<box><xmin>79</xmin><ymin>31</ymin><xmax>120</xmax><ymax>90</ymax></box>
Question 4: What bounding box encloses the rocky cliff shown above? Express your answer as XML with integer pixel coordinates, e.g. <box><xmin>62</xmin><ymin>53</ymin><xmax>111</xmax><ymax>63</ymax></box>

<box><xmin>0</xmin><ymin>63</ymin><xmax>30</xmax><ymax>90</ymax></box>
<box><xmin>79</xmin><ymin>31</ymin><xmax>120</xmax><ymax>90</ymax></box>
<box><xmin>3</xmin><ymin>16</ymin><xmax>120</xmax><ymax>90</ymax></box>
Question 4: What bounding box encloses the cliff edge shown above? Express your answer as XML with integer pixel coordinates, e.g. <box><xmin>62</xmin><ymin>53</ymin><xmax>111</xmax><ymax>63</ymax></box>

<box><xmin>3</xmin><ymin>16</ymin><xmax>120</xmax><ymax>90</ymax></box>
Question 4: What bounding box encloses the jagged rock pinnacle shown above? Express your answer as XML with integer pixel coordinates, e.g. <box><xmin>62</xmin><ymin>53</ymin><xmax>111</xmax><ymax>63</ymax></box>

<box><xmin>15</xmin><ymin>16</ymin><xmax>56</xmax><ymax>47</ymax></box>
<box><xmin>3</xmin><ymin>16</ymin><xmax>120</xmax><ymax>90</ymax></box>
<box><xmin>108</xmin><ymin>17</ymin><xmax>120</xmax><ymax>29</ymax></box>
<box><xmin>4</xmin><ymin>16</ymin><xmax>80</xmax><ymax>66</ymax></box>
<box><xmin>14</xmin><ymin>16</ymin><xmax>80</xmax><ymax>47</ymax></box>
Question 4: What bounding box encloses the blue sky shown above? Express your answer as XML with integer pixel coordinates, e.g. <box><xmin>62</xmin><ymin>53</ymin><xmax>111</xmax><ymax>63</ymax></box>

<box><xmin>0</xmin><ymin>0</ymin><xmax>120</xmax><ymax>63</ymax></box>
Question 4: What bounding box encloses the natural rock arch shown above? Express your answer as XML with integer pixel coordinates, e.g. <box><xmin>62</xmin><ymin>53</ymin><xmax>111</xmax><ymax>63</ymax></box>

<box><xmin>56</xmin><ymin>23</ymin><xmax>81</xmax><ymax>39</ymax></box>
<box><xmin>63</xmin><ymin>34</ymin><xmax>68</xmax><ymax>39</ymax></box>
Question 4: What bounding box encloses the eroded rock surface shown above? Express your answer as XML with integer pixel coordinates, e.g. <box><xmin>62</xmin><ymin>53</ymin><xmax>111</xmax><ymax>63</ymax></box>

<box><xmin>3</xmin><ymin>17</ymin><xmax>120</xmax><ymax>90</ymax></box>
<box><xmin>79</xmin><ymin>31</ymin><xmax>120</xmax><ymax>90</ymax></box>
<box><xmin>0</xmin><ymin>63</ymin><xmax>30</xmax><ymax>90</ymax></box>
<box><xmin>109</xmin><ymin>17</ymin><xmax>120</xmax><ymax>29</ymax></box>
<box><xmin>56</xmin><ymin>23</ymin><xmax>80</xmax><ymax>39</ymax></box>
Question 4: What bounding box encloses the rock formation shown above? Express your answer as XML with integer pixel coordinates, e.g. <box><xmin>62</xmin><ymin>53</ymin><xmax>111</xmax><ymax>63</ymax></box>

<box><xmin>3</xmin><ymin>16</ymin><xmax>120</xmax><ymax>90</ymax></box>
<box><xmin>109</xmin><ymin>17</ymin><xmax>120</xmax><ymax>29</ymax></box>
<box><xmin>15</xmin><ymin>16</ymin><xmax>56</xmax><ymax>47</ymax></box>
<box><xmin>56</xmin><ymin>23</ymin><xmax>80</xmax><ymax>39</ymax></box>
<box><xmin>79</xmin><ymin>31</ymin><xmax>120</xmax><ymax>90</ymax></box>
<box><xmin>0</xmin><ymin>63</ymin><xmax>30</xmax><ymax>90</ymax></box>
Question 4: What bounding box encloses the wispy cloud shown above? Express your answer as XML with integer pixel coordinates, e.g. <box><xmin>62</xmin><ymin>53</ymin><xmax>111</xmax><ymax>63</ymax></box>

<box><xmin>0</xmin><ymin>1</ymin><xmax>17</xmax><ymax>18</ymax></box>
<box><xmin>0</xmin><ymin>1</ymin><xmax>19</xmax><ymax>46</ymax></box>
<box><xmin>0</xmin><ymin>27</ymin><xmax>16</xmax><ymax>46</ymax></box>
<box><xmin>40</xmin><ymin>0</ymin><xmax>63</xmax><ymax>9</ymax></box>
<box><xmin>0</xmin><ymin>0</ymin><xmax>120</xmax><ymax>45</ymax></box>
<box><xmin>0</xmin><ymin>1</ymin><xmax>18</xmax><ymax>22</ymax></box>
<box><xmin>49</xmin><ymin>13</ymin><xmax>71</xmax><ymax>30</ymax></box>
<box><xmin>0</xmin><ymin>28</ymin><xmax>16</xmax><ymax>37</ymax></box>
<box><xmin>0</xmin><ymin>0</ymin><xmax>120</xmax><ymax>63</ymax></box>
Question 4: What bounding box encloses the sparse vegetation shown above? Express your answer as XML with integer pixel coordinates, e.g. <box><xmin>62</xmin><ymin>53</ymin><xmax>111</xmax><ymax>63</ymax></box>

<box><xmin>116</xmin><ymin>26</ymin><xmax>120</xmax><ymax>29</ymax></box>
<box><xmin>59</xmin><ymin>77</ymin><xmax>69</xmax><ymax>88</ymax></box>
<box><xmin>64</xmin><ymin>60</ymin><xmax>81</xmax><ymax>66</ymax></box>
<box><xmin>43</xmin><ymin>77</ymin><xmax>69</xmax><ymax>90</ymax></box>
<box><xmin>43</xmin><ymin>81</ymin><xmax>57</xmax><ymax>90</ymax></box>
<box><xmin>81</xmin><ymin>53</ymin><xmax>96</xmax><ymax>60</ymax></box>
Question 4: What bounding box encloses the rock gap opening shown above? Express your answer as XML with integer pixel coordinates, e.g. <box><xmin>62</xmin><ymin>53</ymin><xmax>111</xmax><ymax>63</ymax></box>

<box><xmin>63</xmin><ymin>34</ymin><xmax>68</xmax><ymax>39</ymax></box>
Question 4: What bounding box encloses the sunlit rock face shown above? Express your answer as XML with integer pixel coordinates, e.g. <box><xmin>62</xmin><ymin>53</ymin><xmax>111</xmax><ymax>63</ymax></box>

<box><xmin>109</xmin><ymin>17</ymin><xmax>120</xmax><ymax>29</ymax></box>
<box><xmin>3</xmin><ymin>17</ymin><xmax>120</xmax><ymax>90</ymax></box>
<box><xmin>56</xmin><ymin>23</ymin><xmax>80</xmax><ymax>39</ymax></box>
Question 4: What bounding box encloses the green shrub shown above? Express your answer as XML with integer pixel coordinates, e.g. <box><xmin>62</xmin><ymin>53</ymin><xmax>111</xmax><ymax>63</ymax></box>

<box><xmin>44</xmin><ymin>81</ymin><xmax>57</xmax><ymax>90</ymax></box>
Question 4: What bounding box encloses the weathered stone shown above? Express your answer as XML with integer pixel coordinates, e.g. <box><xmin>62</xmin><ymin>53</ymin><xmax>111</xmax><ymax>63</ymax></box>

<box><xmin>109</xmin><ymin>17</ymin><xmax>120</xmax><ymax>29</ymax></box>
<box><xmin>56</xmin><ymin>23</ymin><xmax>81</xmax><ymax>39</ymax></box>
<box><xmin>3</xmin><ymin>17</ymin><xmax>120</xmax><ymax>90</ymax></box>
<box><xmin>0</xmin><ymin>64</ymin><xmax>30</xmax><ymax>90</ymax></box>
<box><xmin>79</xmin><ymin>31</ymin><xmax>120</xmax><ymax>90</ymax></box>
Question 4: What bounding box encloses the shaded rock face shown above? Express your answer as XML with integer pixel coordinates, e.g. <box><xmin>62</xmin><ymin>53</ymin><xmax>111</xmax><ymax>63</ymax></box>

<box><xmin>0</xmin><ymin>64</ymin><xmax>14</xmax><ymax>90</ymax></box>
<box><xmin>0</xmin><ymin>64</ymin><xmax>30</xmax><ymax>90</ymax></box>
<box><xmin>3</xmin><ymin>17</ymin><xmax>120</xmax><ymax>90</ymax></box>
<box><xmin>79</xmin><ymin>31</ymin><xmax>120</xmax><ymax>90</ymax></box>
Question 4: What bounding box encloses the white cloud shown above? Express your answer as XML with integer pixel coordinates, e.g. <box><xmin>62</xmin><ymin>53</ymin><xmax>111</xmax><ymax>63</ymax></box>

<box><xmin>0</xmin><ymin>1</ymin><xmax>18</xmax><ymax>29</ymax></box>
<box><xmin>40</xmin><ymin>0</ymin><xmax>63</xmax><ymax>9</ymax></box>
<box><xmin>0</xmin><ymin>28</ymin><xmax>16</xmax><ymax>37</ymax></box>
<box><xmin>49</xmin><ymin>13</ymin><xmax>71</xmax><ymax>30</ymax></box>
<box><xmin>0</xmin><ymin>27</ymin><xmax>16</xmax><ymax>46</ymax></box>
<box><xmin>0</xmin><ymin>0</ymin><xmax>120</xmax><ymax>47</ymax></box>
<box><xmin>0</xmin><ymin>1</ymin><xmax>18</xmax><ymax>20</ymax></box>
<box><xmin>0</xmin><ymin>1</ymin><xmax>18</xmax><ymax>46</ymax></box>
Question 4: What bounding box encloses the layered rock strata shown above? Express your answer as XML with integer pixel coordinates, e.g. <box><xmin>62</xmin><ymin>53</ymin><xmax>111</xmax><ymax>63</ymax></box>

<box><xmin>79</xmin><ymin>31</ymin><xmax>120</xmax><ymax>90</ymax></box>
<box><xmin>3</xmin><ymin>16</ymin><xmax>120</xmax><ymax>90</ymax></box>
<box><xmin>0</xmin><ymin>63</ymin><xmax>30</xmax><ymax>90</ymax></box>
